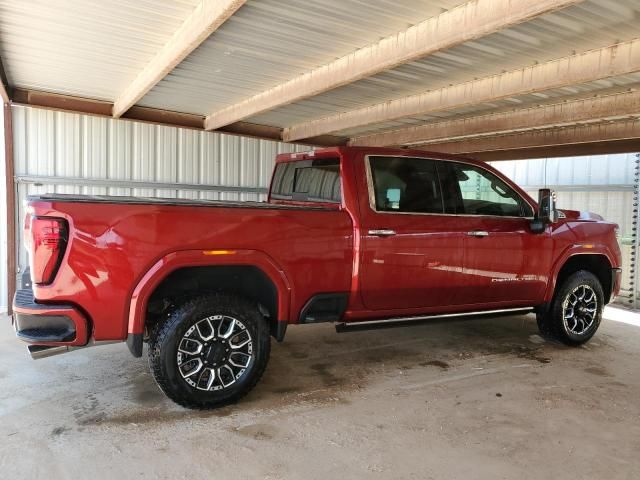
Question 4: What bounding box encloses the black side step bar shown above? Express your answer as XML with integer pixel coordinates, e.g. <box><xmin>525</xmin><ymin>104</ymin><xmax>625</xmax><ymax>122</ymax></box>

<box><xmin>335</xmin><ymin>308</ymin><xmax>533</xmax><ymax>333</ymax></box>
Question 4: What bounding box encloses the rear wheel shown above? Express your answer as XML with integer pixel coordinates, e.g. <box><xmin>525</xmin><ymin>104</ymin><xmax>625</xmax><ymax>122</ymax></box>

<box><xmin>148</xmin><ymin>293</ymin><xmax>270</xmax><ymax>409</ymax></box>
<box><xmin>536</xmin><ymin>270</ymin><xmax>604</xmax><ymax>346</ymax></box>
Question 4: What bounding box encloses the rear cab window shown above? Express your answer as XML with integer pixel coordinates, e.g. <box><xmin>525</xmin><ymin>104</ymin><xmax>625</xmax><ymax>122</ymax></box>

<box><xmin>270</xmin><ymin>158</ymin><xmax>341</xmax><ymax>204</ymax></box>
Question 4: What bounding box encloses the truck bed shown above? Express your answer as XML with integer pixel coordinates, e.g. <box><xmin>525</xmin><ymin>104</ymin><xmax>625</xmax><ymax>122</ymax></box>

<box><xmin>26</xmin><ymin>193</ymin><xmax>354</xmax><ymax>341</ymax></box>
<box><xmin>28</xmin><ymin>193</ymin><xmax>332</xmax><ymax>211</ymax></box>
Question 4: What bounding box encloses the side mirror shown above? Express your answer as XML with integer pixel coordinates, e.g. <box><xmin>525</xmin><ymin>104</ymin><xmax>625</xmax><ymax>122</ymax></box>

<box><xmin>530</xmin><ymin>188</ymin><xmax>558</xmax><ymax>233</ymax></box>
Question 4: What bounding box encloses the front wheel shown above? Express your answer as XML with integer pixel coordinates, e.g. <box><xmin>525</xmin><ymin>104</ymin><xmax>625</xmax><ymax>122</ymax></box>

<box><xmin>537</xmin><ymin>270</ymin><xmax>604</xmax><ymax>346</ymax></box>
<box><xmin>148</xmin><ymin>293</ymin><xmax>271</xmax><ymax>409</ymax></box>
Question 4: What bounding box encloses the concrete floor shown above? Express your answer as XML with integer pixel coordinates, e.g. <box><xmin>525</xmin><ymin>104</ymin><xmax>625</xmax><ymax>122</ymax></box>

<box><xmin>1</xmin><ymin>310</ymin><xmax>639</xmax><ymax>480</ymax></box>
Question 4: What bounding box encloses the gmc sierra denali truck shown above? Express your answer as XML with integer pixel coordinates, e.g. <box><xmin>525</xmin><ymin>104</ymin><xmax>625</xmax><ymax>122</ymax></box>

<box><xmin>13</xmin><ymin>146</ymin><xmax>622</xmax><ymax>409</ymax></box>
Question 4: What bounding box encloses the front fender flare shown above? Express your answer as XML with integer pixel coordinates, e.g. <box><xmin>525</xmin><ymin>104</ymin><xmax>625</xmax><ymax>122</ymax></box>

<box><xmin>543</xmin><ymin>244</ymin><xmax>616</xmax><ymax>303</ymax></box>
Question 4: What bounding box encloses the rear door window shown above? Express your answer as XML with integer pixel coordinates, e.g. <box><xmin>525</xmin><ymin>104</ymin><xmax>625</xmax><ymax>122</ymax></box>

<box><xmin>271</xmin><ymin>159</ymin><xmax>341</xmax><ymax>203</ymax></box>
<box><xmin>368</xmin><ymin>156</ymin><xmax>444</xmax><ymax>214</ymax></box>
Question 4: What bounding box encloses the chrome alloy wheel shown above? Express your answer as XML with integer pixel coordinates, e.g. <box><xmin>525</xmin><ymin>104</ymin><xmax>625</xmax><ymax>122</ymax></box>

<box><xmin>562</xmin><ymin>284</ymin><xmax>598</xmax><ymax>336</ymax></box>
<box><xmin>176</xmin><ymin>315</ymin><xmax>254</xmax><ymax>391</ymax></box>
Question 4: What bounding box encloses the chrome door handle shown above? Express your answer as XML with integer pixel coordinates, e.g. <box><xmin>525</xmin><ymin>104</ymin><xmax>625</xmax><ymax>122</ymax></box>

<box><xmin>368</xmin><ymin>229</ymin><xmax>396</xmax><ymax>237</ymax></box>
<box><xmin>467</xmin><ymin>230</ymin><xmax>489</xmax><ymax>237</ymax></box>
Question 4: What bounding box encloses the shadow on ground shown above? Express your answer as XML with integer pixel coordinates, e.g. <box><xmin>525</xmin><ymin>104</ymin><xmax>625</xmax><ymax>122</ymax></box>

<box><xmin>89</xmin><ymin>313</ymin><xmax>584</xmax><ymax>425</ymax></box>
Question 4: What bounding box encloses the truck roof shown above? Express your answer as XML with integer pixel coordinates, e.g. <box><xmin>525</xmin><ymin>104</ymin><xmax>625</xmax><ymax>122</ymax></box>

<box><xmin>275</xmin><ymin>146</ymin><xmax>482</xmax><ymax>165</ymax></box>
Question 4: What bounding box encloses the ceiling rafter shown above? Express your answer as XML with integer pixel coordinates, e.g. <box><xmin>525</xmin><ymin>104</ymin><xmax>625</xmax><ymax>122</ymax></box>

<box><xmin>0</xmin><ymin>57</ymin><xmax>11</xmax><ymax>104</ymax></box>
<box><xmin>204</xmin><ymin>0</ymin><xmax>583</xmax><ymax>131</ymax></box>
<box><xmin>112</xmin><ymin>0</ymin><xmax>247</xmax><ymax>118</ymax></box>
<box><xmin>418</xmin><ymin>118</ymin><xmax>640</xmax><ymax>154</ymax></box>
<box><xmin>350</xmin><ymin>90</ymin><xmax>640</xmax><ymax>147</ymax></box>
<box><xmin>284</xmin><ymin>38</ymin><xmax>640</xmax><ymax>141</ymax></box>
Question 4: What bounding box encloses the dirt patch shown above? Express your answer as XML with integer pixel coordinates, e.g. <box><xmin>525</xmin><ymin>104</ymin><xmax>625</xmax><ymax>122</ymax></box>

<box><xmin>232</xmin><ymin>423</ymin><xmax>277</xmax><ymax>440</ymax></box>
<box><xmin>76</xmin><ymin>407</ymin><xmax>233</xmax><ymax>427</ymax></box>
<box><xmin>584</xmin><ymin>366</ymin><xmax>613</xmax><ymax>377</ymax></box>
<box><xmin>419</xmin><ymin>360</ymin><xmax>450</xmax><ymax>369</ymax></box>
<box><xmin>51</xmin><ymin>426</ymin><xmax>70</xmax><ymax>436</ymax></box>
<box><xmin>485</xmin><ymin>343</ymin><xmax>552</xmax><ymax>364</ymax></box>
<box><xmin>309</xmin><ymin>363</ymin><xmax>344</xmax><ymax>387</ymax></box>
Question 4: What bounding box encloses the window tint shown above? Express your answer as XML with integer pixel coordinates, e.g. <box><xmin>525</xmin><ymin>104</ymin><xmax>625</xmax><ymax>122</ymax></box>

<box><xmin>442</xmin><ymin>162</ymin><xmax>532</xmax><ymax>217</ymax></box>
<box><xmin>369</xmin><ymin>156</ymin><xmax>443</xmax><ymax>214</ymax></box>
<box><xmin>271</xmin><ymin>159</ymin><xmax>341</xmax><ymax>203</ymax></box>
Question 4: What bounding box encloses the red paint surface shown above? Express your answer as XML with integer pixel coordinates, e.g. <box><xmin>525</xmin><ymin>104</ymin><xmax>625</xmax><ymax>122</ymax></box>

<box><xmin>20</xmin><ymin>147</ymin><xmax>621</xmax><ymax>345</ymax></box>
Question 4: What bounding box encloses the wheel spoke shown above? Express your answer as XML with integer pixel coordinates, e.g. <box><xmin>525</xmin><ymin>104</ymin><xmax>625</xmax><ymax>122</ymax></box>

<box><xmin>229</xmin><ymin>330</ymin><xmax>251</xmax><ymax>349</ymax></box>
<box><xmin>178</xmin><ymin>338</ymin><xmax>203</xmax><ymax>355</ymax></box>
<box><xmin>195</xmin><ymin>318</ymin><xmax>216</xmax><ymax>341</ymax></box>
<box><xmin>219</xmin><ymin>317</ymin><xmax>237</xmax><ymax>339</ymax></box>
<box><xmin>179</xmin><ymin>358</ymin><xmax>203</xmax><ymax>378</ymax></box>
<box><xmin>229</xmin><ymin>351</ymin><xmax>251</xmax><ymax>368</ymax></box>
<box><xmin>196</xmin><ymin>367</ymin><xmax>216</xmax><ymax>390</ymax></box>
<box><xmin>218</xmin><ymin>365</ymin><xmax>236</xmax><ymax>388</ymax></box>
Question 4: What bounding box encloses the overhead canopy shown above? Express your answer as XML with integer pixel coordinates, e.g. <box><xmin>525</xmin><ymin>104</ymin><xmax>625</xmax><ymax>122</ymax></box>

<box><xmin>1</xmin><ymin>0</ymin><xmax>639</xmax><ymax>159</ymax></box>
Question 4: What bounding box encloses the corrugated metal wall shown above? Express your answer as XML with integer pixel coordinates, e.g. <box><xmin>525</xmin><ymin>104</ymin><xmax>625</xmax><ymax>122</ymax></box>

<box><xmin>491</xmin><ymin>154</ymin><xmax>638</xmax><ymax>307</ymax></box>
<box><xmin>1</xmin><ymin>105</ymin><xmax>309</xmax><ymax>309</ymax></box>
<box><xmin>0</xmin><ymin>108</ymin><xmax>7</xmax><ymax>311</ymax></box>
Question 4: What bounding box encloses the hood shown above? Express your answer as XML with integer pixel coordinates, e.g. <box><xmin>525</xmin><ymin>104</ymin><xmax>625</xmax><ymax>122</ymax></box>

<box><xmin>558</xmin><ymin>209</ymin><xmax>604</xmax><ymax>221</ymax></box>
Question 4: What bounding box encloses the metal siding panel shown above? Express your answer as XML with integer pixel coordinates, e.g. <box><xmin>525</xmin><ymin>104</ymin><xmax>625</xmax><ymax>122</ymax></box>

<box><xmin>154</xmin><ymin>125</ymin><xmax>178</xmax><ymax>198</ymax></box>
<box><xmin>108</xmin><ymin>120</ymin><xmax>133</xmax><ymax>196</ymax></box>
<box><xmin>492</xmin><ymin>153</ymin><xmax>638</xmax><ymax>188</ymax></box>
<box><xmin>0</xmin><ymin>108</ymin><xmax>6</xmax><ymax>310</ymax></box>
<box><xmin>82</xmin><ymin>115</ymin><xmax>108</xmax><ymax>195</ymax></box>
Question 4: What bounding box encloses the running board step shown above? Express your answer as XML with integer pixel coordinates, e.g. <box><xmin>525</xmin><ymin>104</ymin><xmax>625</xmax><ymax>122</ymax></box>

<box><xmin>335</xmin><ymin>308</ymin><xmax>533</xmax><ymax>333</ymax></box>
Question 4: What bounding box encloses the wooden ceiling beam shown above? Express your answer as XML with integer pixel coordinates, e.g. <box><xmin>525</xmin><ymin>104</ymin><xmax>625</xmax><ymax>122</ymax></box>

<box><xmin>11</xmin><ymin>88</ymin><xmax>345</xmax><ymax>146</ymax></box>
<box><xmin>469</xmin><ymin>139</ymin><xmax>640</xmax><ymax>161</ymax></box>
<box><xmin>0</xmin><ymin>57</ymin><xmax>11</xmax><ymax>104</ymax></box>
<box><xmin>350</xmin><ymin>90</ymin><xmax>640</xmax><ymax>147</ymax></box>
<box><xmin>112</xmin><ymin>0</ymin><xmax>247</xmax><ymax>118</ymax></box>
<box><xmin>204</xmin><ymin>0</ymin><xmax>583</xmax><ymax>131</ymax></box>
<box><xmin>418</xmin><ymin>119</ymin><xmax>640</xmax><ymax>155</ymax></box>
<box><xmin>284</xmin><ymin>38</ymin><xmax>640</xmax><ymax>141</ymax></box>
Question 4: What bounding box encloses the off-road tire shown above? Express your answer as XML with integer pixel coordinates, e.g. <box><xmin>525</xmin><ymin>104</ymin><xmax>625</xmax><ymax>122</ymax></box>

<box><xmin>148</xmin><ymin>293</ymin><xmax>270</xmax><ymax>409</ymax></box>
<box><xmin>536</xmin><ymin>270</ymin><xmax>604</xmax><ymax>346</ymax></box>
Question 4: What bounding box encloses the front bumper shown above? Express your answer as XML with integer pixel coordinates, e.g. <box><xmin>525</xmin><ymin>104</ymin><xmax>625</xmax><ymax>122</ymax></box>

<box><xmin>12</xmin><ymin>289</ymin><xmax>88</xmax><ymax>347</ymax></box>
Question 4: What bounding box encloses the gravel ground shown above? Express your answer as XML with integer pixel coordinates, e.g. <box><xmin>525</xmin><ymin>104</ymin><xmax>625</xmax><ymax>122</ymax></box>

<box><xmin>1</xmin><ymin>310</ymin><xmax>639</xmax><ymax>480</ymax></box>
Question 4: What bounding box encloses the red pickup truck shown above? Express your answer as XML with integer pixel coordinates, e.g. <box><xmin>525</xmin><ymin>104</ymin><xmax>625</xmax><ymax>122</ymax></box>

<box><xmin>13</xmin><ymin>146</ymin><xmax>621</xmax><ymax>409</ymax></box>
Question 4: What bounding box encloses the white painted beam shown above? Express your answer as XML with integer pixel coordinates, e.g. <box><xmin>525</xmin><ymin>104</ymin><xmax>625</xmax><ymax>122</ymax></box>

<box><xmin>420</xmin><ymin>119</ymin><xmax>640</xmax><ymax>154</ymax></box>
<box><xmin>204</xmin><ymin>0</ymin><xmax>583</xmax><ymax>131</ymax></box>
<box><xmin>350</xmin><ymin>90</ymin><xmax>640</xmax><ymax>147</ymax></box>
<box><xmin>284</xmin><ymin>38</ymin><xmax>640</xmax><ymax>141</ymax></box>
<box><xmin>0</xmin><ymin>57</ymin><xmax>10</xmax><ymax>104</ymax></box>
<box><xmin>113</xmin><ymin>0</ymin><xmax>246</xmax><ymax>118</ymax></box>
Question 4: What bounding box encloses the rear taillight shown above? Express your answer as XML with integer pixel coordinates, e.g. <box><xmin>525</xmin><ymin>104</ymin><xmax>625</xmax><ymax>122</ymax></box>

<box><xmin>29</xmin><ymin>216</ymin><xmax>68</xmax><ymax>285</ymax></box>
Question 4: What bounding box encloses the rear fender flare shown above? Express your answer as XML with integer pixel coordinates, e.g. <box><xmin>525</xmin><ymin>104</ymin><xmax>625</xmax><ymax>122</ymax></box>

<box><xmin>126</xmin><ymin>249</ymin><xmax>291</xmax><ymax>336</ymax></box>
